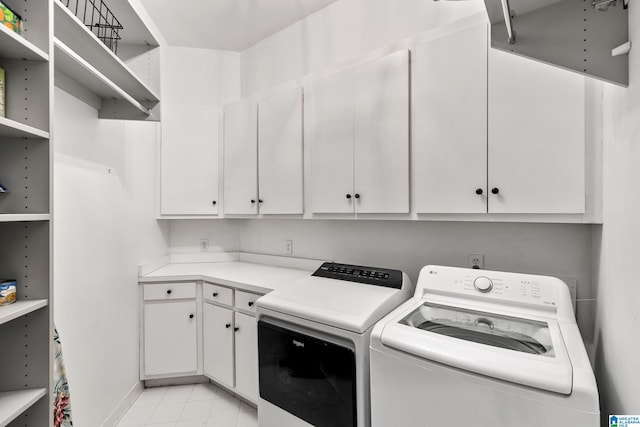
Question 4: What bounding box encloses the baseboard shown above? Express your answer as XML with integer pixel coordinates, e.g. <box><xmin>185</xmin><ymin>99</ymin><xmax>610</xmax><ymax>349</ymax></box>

<box><xmin>144</xmin><ymin>375</ymin><xmax>209</xmax><ymax>387</ymax></box>
<box><xmin>100</xmin><ymin>381</ymin><xmax>144</xmax><ymax>427</ymax></box>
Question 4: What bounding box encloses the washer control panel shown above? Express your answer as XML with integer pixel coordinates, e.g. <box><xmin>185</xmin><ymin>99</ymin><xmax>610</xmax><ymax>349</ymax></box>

<box><xmin>473</xmin><ymin>276</ymin><xmax>493</xmax><ymax>293</ymax></box>
<box><xmin>420</xmin><ymin>267</ymin><xmax>560</xmax><ymax>309</ymax></box>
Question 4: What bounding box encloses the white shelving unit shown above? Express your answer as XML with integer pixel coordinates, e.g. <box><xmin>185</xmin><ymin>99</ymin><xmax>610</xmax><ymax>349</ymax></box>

<box><xmin>0</xmin><ymin>117</ymin><xmax>49</xmax><ymax>139</ymax></box>
<box><xmin>0</xmin><ymin>214</ymin><xmax>51</xmax><ymax>223</ymax></box>
<box><xmin>0</xmin><ymin>300</ymin><xmax>48</xmax><ymax>326</ymax></box>
<box><xmin>53</xmin><ymin>0</ymin><xmax>160</xmax><ymax>120</ymax></box>
<box><xmin>54</xmin><ymin>38</ymin><xmax>152</xmax><ymax>119</ymax></box>
<box><xmin>0</xmin><ymin>389</ymin><xmax>48</xmax><ymax>426</ymax></box>
<box><xmin>0</xmin><ymin>0</ymin><xmax>53</xmax><ymax>424</ymax></box>
<box><xmin>0</xmin><ymin>25</ymin><xmax>48</xmax><ymax>61</ymax></box>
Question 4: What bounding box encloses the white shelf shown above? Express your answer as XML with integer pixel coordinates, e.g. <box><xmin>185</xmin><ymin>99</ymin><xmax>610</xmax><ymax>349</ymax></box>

<box><xmin>104</xmin><ymin>0</ymin><xmax>160</xmax><ymax>47</ymax></box>
<box><xmin>0</xmin><ymin>300</ymin><xmax>48</xmax><ymax>326</ymax></box>
<box><xmin>54</xmin><ymin>38</ymin><xmax>151</xmax><ymax>119</ymax></box>
<box><xmin>53</xmin><ymin>0</ymin><xmax>159</xmax><ymax>104</ymax></box>
<box><xmin>0</xmin><ymin>388</ymin><xmax>47</xmax><ymax>426</ymax></box>
<box><xmin>0</xmin><ymin>25</ymin><xmax>48</xmax><ymax>61</ymax></box>
<box><xmin>0</xmin><ymin>117</ymin><xmax>49</xmax><ymax>139</ymax></box>
<box><xmin>0</xmin><ymin>214</ymin><xmax>50</xmax><ymax>222</ymax></box>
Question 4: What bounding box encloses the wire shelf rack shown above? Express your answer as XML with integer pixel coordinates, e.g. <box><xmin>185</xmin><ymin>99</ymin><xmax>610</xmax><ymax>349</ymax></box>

<box><xmin>61</xmin><ymin>0</ymin><xmax>123</xmax><ymax>54</ymax></box>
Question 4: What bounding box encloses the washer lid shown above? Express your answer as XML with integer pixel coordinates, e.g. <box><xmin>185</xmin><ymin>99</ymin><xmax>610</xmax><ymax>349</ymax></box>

<box><xmin>257</xmin><ymin>275</ymin><xmax>411</xmax><ymax>333</ymax></box>
<box><xmin>403</xmin><ymin>302</ymin><xmax>554</xmax><ymax>356</ymax></box>
<box><xmin>379</xmin><ymin>299</ymin><xmax>573</xmax><ymax>394</ymax></box>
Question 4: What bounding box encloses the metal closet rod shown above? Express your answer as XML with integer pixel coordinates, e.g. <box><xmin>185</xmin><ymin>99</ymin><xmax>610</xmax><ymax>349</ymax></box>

<box><xmin>501</xmin><ymin>0</ymin><xmax>516</xmax><ymax>44</ymax></box>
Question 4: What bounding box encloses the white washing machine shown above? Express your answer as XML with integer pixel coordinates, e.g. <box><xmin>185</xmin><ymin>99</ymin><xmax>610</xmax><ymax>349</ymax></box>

<box><xmin>256</xmin><ymin>262</ymin><xmax>413</xmax><ymax>427</ymax></box>
<box><xmin>370</xmin><ymin>265</ymin><xmax>599</xmax><ymax>427</ymax></box>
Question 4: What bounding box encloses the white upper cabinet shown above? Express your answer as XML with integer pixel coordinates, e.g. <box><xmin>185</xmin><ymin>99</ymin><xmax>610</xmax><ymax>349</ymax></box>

<box><xmin>354</xmin><ymin>49</ymin><xmax>410</xmax><ymax>214</ymax></box>
<box><xmin>488</xmin><ymin>49</ymin><xmax>586</xmax><ymax>214</ymax></box>
<box><xmin>258</xmin><ymin>86</ymin><xmax>304</xmax><ymax>214</ymax></box>
<box><xmin>309</xmin><ymin>68</ymin><xmax>355</xmax><ymax>213</ymax></box>
<box><xmin>161</xmin><ymin>105</ymin><xmax>219</xmax><ymax>215</ymax></box>
<box><xmin>413</xmin><ymin>25</ymin><xmax>488</xmax><ymax>214</ymax></box>
<box><xmin>309</xmin><ymin>49</ymin><xmax>410</xmax><ymax>214</ymax></box>
<box><xmin>224</xmin><ymin>99</ymin><xmax>259</xmax><ymax>215</ymax></box>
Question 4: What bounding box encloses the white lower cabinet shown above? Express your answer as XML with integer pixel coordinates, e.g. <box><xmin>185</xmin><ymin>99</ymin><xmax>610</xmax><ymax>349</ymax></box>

<box><xmin>140</xmin><ymin>282</ymin><xmax>268</xmax><ymax>403</ymax></box>
<box><xmin>144</xmin><ymin>299</ymin><xmax>198</xmax><ymax>376</ymax></box>
<box><xmin>203</xmin><ymin>303</ymin><xmax>234</xmax><ymax>388</ymax></box>
<box><xmin>201</xmin><ymin>285</ymin><xmax>261</xmax><ymax>403</ymax></box>
<box><xmin>234</xmin><ymin>312</ymin><xmax>258</xmax><ymax>402</ymax></box>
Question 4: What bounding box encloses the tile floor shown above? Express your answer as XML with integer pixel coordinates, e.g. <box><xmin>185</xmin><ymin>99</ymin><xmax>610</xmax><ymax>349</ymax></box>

<box><xmin>116</xmin><ymin>383</ymin><xmax>257</xmax><ymax>427</ymax></box>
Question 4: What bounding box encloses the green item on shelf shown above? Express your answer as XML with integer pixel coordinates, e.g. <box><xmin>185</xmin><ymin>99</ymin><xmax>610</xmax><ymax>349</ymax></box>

<box><xmin>0</xmin><ymin>67</ymin><xmax>5</xmax><ymax>118</ymax></box>
<box><xmin>0</xmin><ymin>2</ymin><xmax>21</xmax><ymax>35</ymax></box>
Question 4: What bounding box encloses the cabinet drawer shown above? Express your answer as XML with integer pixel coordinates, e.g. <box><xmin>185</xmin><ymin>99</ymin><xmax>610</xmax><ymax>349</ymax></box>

<box><xmin>144</xmin><ymin>283</ymin><xmax>196</xmax><ymax>301</ymax></box>
<box><xmin>203</xmin><ymin>283</ymin><xmax>233</xmax><ymax>307</ymax></box>
<box><xmin>235</xmin><ymin>290</ymin><xmax>260</xmax><ymax>315</ymax></box>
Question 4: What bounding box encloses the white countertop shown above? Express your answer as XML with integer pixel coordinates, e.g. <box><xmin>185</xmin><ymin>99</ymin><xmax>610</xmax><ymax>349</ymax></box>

<box><xmin>139</xmin><ymin>260</ymin><xmax>316</xmax><ymax>294</ymax></box>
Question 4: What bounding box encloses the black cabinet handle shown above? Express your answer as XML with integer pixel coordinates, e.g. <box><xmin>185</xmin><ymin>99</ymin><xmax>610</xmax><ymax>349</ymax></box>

<box><xmin>251</xmin><ymin>199</ymin><xmax>256</xmax><ymax>204</ymax></box>
<box><xmin>248</xmin><ymin>301</ymin><xmax>254</xmax><ymax>307</ymax></box>
<box><xmin>225</xmin><ymin>323</ymin><xmax>231</xmax><ymax>329</ymax></box>
<box><xmin>166</xmin><ymin>289</ymin><xmax>172</xmax><ymax>295</ymax></box>
<box><xmin>212</xmin><ymin>292</ymin><xmax>218</xmax><ymax>297</ymax></box>
<box><xmin>189</xmin><ymin>314</ymin><xmax>194</xmax><ymax>319</ymax></box>
<box><xmin>346</xmin><ymin>194</ymin><xmax>352</xmax><ymax>199</ymax></box>
<box><xmin>476</xmin><ymin>188</ymin><xmax>483</xmax><ymax>195</ymax></box>
<box><xmin>258</xmin><ymin>199</ymin><xmax>263</xmax><ymax>203</ymax></box>
<box><xmin>212</xmin><ymin>200</ymin><xmax>217</xmax><ymax>205</ymax></box>
<box><xmin>234</xmin><ymin>327</ymin><xmax>240</xmax><ymax>332</ymax></box>
<box><xmin>354</xmin><ymin>193</ymin><xmax>360</xmax><ymax>199</ymax></box>
<box><xmin>491</xmin><ymin>187</ymin><xmax>500</xmax><ymax>195</ymax></box>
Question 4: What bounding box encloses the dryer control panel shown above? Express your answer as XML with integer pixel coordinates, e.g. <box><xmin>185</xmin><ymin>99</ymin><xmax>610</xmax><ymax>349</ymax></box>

<box><xmin>312</xmin><ymin>262</ymin><xmax>404</xmax><ymax>289</ymax></box>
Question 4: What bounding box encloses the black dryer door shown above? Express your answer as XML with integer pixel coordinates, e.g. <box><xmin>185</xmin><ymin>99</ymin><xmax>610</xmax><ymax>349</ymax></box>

<box><xmin>258</xmin><ymin>320</ymin><xmax>357</xmax><ymax>427</ymax></box>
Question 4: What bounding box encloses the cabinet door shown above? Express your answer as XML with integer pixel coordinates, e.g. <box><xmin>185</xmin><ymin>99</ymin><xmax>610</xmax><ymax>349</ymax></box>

<box><xmin>161</xmin><ymin>105</ymin><xmax>219</xmax><ymax>215</ymax></box>
<box><xmin>413</xmin><ymin>25</ymin><xmax>488</xmax><ymax>213</ymax></box>
<box><xmin>224</xmin><ymin>99</ymin><xmax>258</xmax><ymax>215</ymax></box>
<box><xmin>309</xmin><ymin>69</ymin><xmax>355</xmax><ymax>213</ymax></box>
<box><xmin>488</xmin><ymin>49</ymin><xmax>585</xmax><ymax>214</ymax></box>
<box><xmin>144</xmin><ymin>301</ymin><xmax>197</xmax><ymax>376</ymax></box>
<box><xmin>354</xmin><ymin>50</ymin><xmax>410</xmax><ymax>213</ymax></box>
<box><xmin>234</xmin><ymin>312</ymin><xmax>258</xmax><ymax>402</ymax></box>
<box><xmin>203</xmin><ymin>303</ymin><xmax>234</xmax><ymax>387</ymax></box>
<box><xmin>258</xmin><ymin>86</ymin><xmax>304</xmax><ymax>214</ymax></box>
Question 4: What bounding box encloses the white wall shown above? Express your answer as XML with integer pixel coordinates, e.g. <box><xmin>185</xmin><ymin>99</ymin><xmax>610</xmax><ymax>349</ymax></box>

<box><xmin>54</xmin><ymin>88</ymin><xmax>170</xmax><ymax>426</ymax></box>
<box><xmin>240</xmin><ymin>219</ymin><xmax>594</xmax><ymax>337</ymax></box>
<box><xmin>162</xmin><ymin>47</ymin><xmax>240</xmax><ymax>108</ymax></box>
<box><xmin>240</xmin><ymin>0</ymin><xmax>485</xmax><ymax>96</ymax></box>
<box><xmin>169</xmin><ymin>219</ymin><xmax>241</xmax><ymax>253</ymax></box>
<box><xmin>592</xmin><ymin>3</ymin><xmax>640</xmax><ymax>420</ymax></box>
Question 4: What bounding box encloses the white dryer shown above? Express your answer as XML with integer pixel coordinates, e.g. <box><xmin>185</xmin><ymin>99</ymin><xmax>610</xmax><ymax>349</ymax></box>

<box><xmin>370</xmin><ymin>265</ymin><xmax>599</xmax><ymax>427</ymax></box>
<box><xmin>257</xmin><ymin>262</ymin><xmax>413</xmax><ymax>427</ymax></box>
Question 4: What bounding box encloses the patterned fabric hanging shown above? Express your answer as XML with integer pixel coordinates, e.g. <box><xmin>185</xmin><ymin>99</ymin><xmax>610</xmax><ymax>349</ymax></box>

<box><xmin>53</xmin><ymin>328</ymin><xmax>73</xmax><ymax>426</ymax></box>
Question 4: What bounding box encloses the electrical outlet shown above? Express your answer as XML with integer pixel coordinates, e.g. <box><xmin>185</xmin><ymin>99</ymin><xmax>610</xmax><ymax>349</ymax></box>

<box><xmin>284</xmin><ymin>239</ymin><xmax>293</xmax><ymax>255</ymax></box>
<box><xmin>200</xmin><ymin>239</ymin><xmax>209</xmax><ymax>251</ymax></box>
<box><xmin>468</xmin><ymin>254</ymin><xmax>484</xmax><ymax>270</ymax></box>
